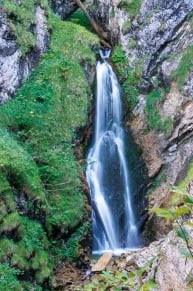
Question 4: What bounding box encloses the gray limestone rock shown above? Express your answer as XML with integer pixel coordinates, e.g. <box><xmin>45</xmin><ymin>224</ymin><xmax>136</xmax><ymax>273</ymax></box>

<box><xmin>90</xmin><ymin>0</ymin><xmax>193</xmax><ymax>85</ymax></box>
<box><xmin>0</xmin><ymin>7</ymin><xmax>49</xmax><ymax>103</ymax></box>
<box><xmin>49</xmin><ymin>0</ymin><xmax>84</xmax><ymax>20</ymax></box>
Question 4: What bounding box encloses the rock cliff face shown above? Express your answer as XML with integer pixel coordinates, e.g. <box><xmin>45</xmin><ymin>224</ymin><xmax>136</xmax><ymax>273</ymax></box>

<box><xmin>50</xmin><ymin>0</ymin><xmax>81</xmax><ymax>19</ymax></box>
<box><xmin>87</xmin><ymin>1</ymin><xmax>193</xmax><ymax>288</ymax></box>
<box><xmin>1</xmin><ymin>0</ymin><xmax>193</xmax><ymax>287</ymax></box>
<box><xmin>0</xmin><ymin>7</ymin><xmax>49</xmax><ymax>103</ymax></box>
<box><xmin>0</xmin><ymin>0</ymin><xmax>80</xmax><ymax>103</ymax></box>
<box><xmin>90</xmin><ymin>0</ymin><xmax>193</xmax><ymax>206</ymax></box>
<box><xmin>114</xmin><ymin>220</ymin><xmax>193</xmax><ymax>290</ymax></box>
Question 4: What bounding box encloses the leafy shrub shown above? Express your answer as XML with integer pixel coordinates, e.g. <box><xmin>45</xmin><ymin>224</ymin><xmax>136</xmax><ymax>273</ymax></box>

<box><xmin>83</xmin><ymin>259</ymin><xmax>157</xmax><ymax>291</ymax></box>
<box><xmin>151</xmin><ymin>160</ymin><xmax>193</xmax><ymax>259</ymax></box>
<box><xmin>151</xmin><ymin>190</ymin><xmax>193</xmax><ymax>259</ymax></box>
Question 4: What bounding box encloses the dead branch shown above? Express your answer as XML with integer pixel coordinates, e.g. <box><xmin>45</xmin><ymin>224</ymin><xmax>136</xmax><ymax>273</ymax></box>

<box><xmin>73</xmin><ymin>0</ymin><xmax>111</xmax><ymax>48</ymax></box>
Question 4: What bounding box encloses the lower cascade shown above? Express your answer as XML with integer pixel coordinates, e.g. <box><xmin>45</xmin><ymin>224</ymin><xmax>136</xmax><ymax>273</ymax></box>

<box><xmin>86</xmin><ymin>50</ymin><xmax>141</xmax><ymax>255</ymax></box>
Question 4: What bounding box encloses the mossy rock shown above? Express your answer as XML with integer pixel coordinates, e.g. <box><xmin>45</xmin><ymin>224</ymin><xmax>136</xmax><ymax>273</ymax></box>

<box><xmin>0</xmin><ymin>5</ymin><xmax>99</xmax><ymax>288</ymax></box>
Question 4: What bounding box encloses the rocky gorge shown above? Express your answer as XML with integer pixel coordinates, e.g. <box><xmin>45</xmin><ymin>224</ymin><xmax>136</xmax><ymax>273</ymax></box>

<box><xmin>1</xmin><ymin>0</ymin><xmax>193</xmax><ymax>289</ymax></box>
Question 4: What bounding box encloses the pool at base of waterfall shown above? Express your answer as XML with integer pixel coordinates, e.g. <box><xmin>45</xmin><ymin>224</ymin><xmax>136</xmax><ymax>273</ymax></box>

<box><xmin>92</xmin><ymin>247</ymin><xmax>142</xmax><ymax>257</ymax></box>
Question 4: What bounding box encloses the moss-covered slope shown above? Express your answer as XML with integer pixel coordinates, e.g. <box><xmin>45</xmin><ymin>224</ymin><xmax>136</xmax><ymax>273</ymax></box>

<box><xmin>0</xmin><ymin>8</ymin><xmax>98</xmax><ymax>289</ymax></box>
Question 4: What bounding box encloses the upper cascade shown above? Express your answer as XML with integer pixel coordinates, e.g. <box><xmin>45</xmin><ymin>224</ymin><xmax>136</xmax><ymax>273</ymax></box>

<box><xmin>99</xmin><ymin>48</ymin><xmax>111</xmax><ymax>60</ymax></box>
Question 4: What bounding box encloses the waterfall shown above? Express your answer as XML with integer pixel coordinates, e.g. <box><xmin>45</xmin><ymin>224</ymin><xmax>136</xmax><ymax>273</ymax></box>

<box><xmin>86</xmin><ymin>49</ymin><xmax>140</xmax><ymax>255</ymax></box>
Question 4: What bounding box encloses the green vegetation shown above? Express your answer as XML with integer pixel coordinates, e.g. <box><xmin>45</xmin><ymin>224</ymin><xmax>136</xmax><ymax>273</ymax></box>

<box><xmin>83</xmin><ymin>259</ymin><xmax>157</xmax><ymax>291</ymax></box>
<box><xmin>150</xmin><ymin>161</ymin><xmax>193</xmax><ymax>262</ymax></box>
<box><xmin>63</xmin><ymin>221</ymin><xmax>90</xmax><ymax>261</ymax></box>
<box><xmin>119</xmin><ymin>0</ymin><xmax>147</xmax><ymax>33</ymax></box>
<box><xmin>112</xmin><ymin>46</ymin><xmax>173</xmax><ymax>135</ymax></box>
<box><xmin>146</xmin><ymin>173</ymin><xmax>167</xmax><ymax>195</ymax></box>
<box><xmin>151</xmin><ymin>188</ymin><xmax>193</xmax><ymax>260</ymax></box>
<box><xmin>118</xmin><ymin>0</ymin><xmax>142</xmax><ymax>18</ymax></box>
<box><xmin>0</xmin><ymin>263</ymin><xmax>22</xmax><ymax>290</ymax></box>
<box><xmin>0</xmin><ymin>2</ymin><xmax>99</xmax><ymax>287</ymax></box>
<box><xmin>122</xmin><ymin>19</ymin><xmax>132</xmax><ymax>33</ymax></box>
<box><xmin>2</xmin><ymin>0</ymin><xmax>50</xmax><ymax>55</ymax></box>
<box><xmin>178</xmin><ymin>159</ymin><xmax>193</xmax><ymax>192</ymax></box>
<box><xmin>68</xmin><ymin>9</ymin><xmax>91</xmax><ymax>29</ymax></box>
<box><xmin>112</xmin><ymin>45</ymin><xmax>141</xmax><ymax>111</ymax></box>
<box><xmin>128</xmin><ymin>37</ymin><xmax>137</xmax><ymax>49</ymax></box>
<box><xmin>171</xmin><ymin>45</ymin><xmax>193</xmax><ymax>88</ymax></box>
<box><xmin>145</xmin><ymin>88</ymin><xmax>173</xmax><ymax>135</ymax></box>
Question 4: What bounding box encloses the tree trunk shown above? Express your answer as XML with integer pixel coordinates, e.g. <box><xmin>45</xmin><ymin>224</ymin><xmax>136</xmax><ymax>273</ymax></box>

<box><xmin>73</xmin><ymin>0</ymin><xmax>111</xmax><ymax>48</ymax></box>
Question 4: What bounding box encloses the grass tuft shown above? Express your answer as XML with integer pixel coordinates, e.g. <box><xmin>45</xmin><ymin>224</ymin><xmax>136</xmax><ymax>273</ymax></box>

<box><xmin>171</xmin><ymin>45</ymin><xmax>193</xmax><ymax>88</ymax></box>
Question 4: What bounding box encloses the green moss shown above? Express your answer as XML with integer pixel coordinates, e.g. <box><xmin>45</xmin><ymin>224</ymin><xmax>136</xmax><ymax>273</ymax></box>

<box><xmin>112</xmin><ymin>45</ymin><xmax>128</xmax><ymax>77</ymax></box>
<box><xmin>145</xmin><ymin>88</ymin><xmax>173</xmax><ymax>134</ymax></box>
<box><xmin>172</xmin><ymin>45</ymin><xmax>193</xmax><ymax>88</ymax></box>
<box><xmin>0</xmin><ymin>263</ymin><xmax>22</xmax><ymax>290</ymax></box>
<box><xmin>0</xmin><ymin>212</ymin><xmax>20</xmax><ymax>233</ymax></box>
<box><xmin>112</xmin><ymin>45</ymin><xmax>142</xmax><ymax>111</ymax></box>
<box><xmin>68</xmin><ymin>8</ymin><xmax>91</xmax><ymax>29</ymax></box>
<box><xmin>0</xmin><ymin>217</ymin><xmax>53</xmax><ymax>283</ymax></box>
<box><xmin>0</xmin><ymin>239</ymin><xmax>16</xmax><ymax>261</ymax></box>
<box><xmin>0</xmin><ymin>172</ymin><xmax>16</xmax><ymax>221</ymax></box>
<box><xmin>128</xmin><ymin>38</ymin><xmax>137</xmax><ymax>49</ymax></box>
<box><xmin>63</xmin><ymin>221</ymin><xmax>90</xmax><ymax>261</ymax></box>
<box><xmin>0</xmin><ymin>129</ymin><xmax>44</xmax><ymax>201</ymax></box>
<box><xmin>0</xmin><ymin>13</ymin><xmax>98</xmax><ymax>231</ymax></box>
<box><xmin>2</xmin><ymin>0</ymin><xmax>51</xmax><ymax>55</ymax></box>
<box><xmin>3</xmin><ymin>0</ymin><xmax>36</xmax><ymax>55</ymax></box>
<box><xmin>122</xmin><ymin>19</ymin><xmax>132</xmax><ymax>33</ymax></box>
<box><xmin>0</xmin><ymin>8</ymin><xmax>99</xmax><ymax>288</ymax></box>
<box><xmin>178</xmin><ymin>160</ymin><xmax>193</xmax><ymax>192</ymax></box>
<box><xmin>145</xmin><ymin>89</ymin><xmax>164</xmax><ymax>129</ymax></box>
<box><xmin>119</xmin><ymin>0</ymin><xmax>142</xmax><ymax>18</ymax></box>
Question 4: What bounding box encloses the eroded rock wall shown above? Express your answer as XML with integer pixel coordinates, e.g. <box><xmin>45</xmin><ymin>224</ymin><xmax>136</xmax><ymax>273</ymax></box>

<box><xmin>117</xmin><ymin>221</ymin><xmax>193</xmax><ymax>290</ymax></box>
<box><xmin>0</xmin><ymin>0</ymin><xmax>81</xmax><ymax>103</ymax></box>
<box><xmin>0</xmin><ymin>7</ymin><xmax>49</xmax><ymax>103</ymax></box>
<box><xmin>49</xmin><ymin>0</ymin><xmax>81</xmax><ymax>19</ymax></box>
<box><xmin>90</xmin><ymin>0</ymin><xmax>193</xmax><ymax>206</ymax></box>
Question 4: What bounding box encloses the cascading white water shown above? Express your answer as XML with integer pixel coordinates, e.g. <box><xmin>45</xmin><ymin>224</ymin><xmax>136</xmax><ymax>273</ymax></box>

<box><xmin>86</xmin><ymin>50</ymin><xmax>140</xmax><ymax>255</ymax></box>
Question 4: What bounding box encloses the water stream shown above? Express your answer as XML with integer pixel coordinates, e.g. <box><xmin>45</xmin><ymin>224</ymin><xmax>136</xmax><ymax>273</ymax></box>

<box><xmin>86</xmin><ymin>50</ymin><xmax>141</xmax><ymax>255</ymax></box>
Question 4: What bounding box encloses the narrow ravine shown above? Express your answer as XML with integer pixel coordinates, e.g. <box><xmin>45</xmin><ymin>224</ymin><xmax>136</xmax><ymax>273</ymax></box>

<box><xmin>86</xmin><ymin>50</ymin><xmax>140</xmax><ymax>255</ymax></box>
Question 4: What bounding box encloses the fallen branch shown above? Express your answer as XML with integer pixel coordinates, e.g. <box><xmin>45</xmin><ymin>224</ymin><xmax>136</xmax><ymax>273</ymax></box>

<box><xmin>73</xmin><ymin>0</ymin><xmax>111</xmax><ymax>48</ymax></box>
